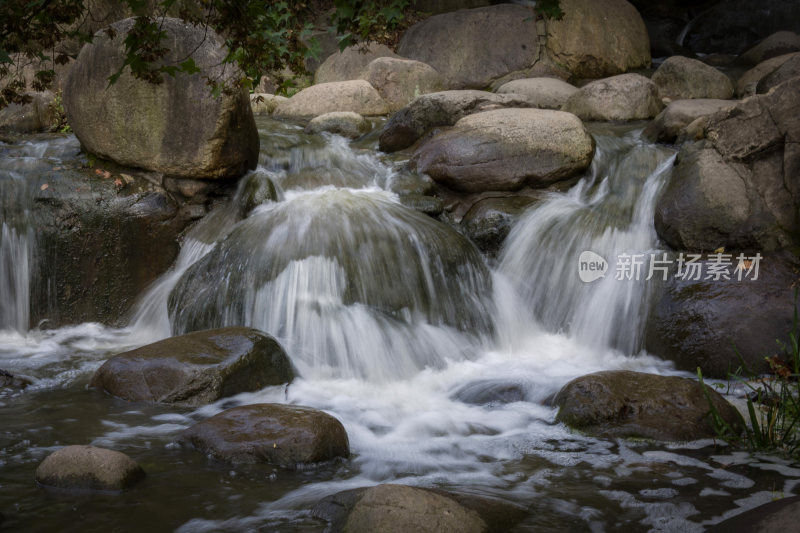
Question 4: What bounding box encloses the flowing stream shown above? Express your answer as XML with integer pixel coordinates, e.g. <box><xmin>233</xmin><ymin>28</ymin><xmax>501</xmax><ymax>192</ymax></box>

<box><xmin>1</xmin><ymin>119</ymin><xmax>798</xmax><ymax>532</ymax></box>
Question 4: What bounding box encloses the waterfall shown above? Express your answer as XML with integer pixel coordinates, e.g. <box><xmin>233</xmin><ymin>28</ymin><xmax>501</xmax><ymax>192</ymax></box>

<box><xmin>498</xmin><ymin>126</ymin><xmax>676</xmax><ymax>354</ymax></box>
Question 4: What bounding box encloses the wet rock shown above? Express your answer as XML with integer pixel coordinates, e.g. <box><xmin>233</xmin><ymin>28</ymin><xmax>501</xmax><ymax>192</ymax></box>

<box><xmin>379</xmin><ymin>90</ymin><xmax>534</xmax><ymax>153</ymax></box>
<box><xmin>312</xmin><ymin>484</ymin><xmax>527</xmax><ymax>533</ymax></box>
<box><xmin>545</xmin><ymin>0</ymin><xmax>651</xmax><ymax>79</ymax></box>
<box><xmin>90</xmin><ymin>327</ymin><xmax>293</xmax><ymax>407</ymax></box>
<box><xmin>0</xmin><ymin>369</ymin><xmax>32</xmax><ymax>390</ymax></box>
<box><xmin>399</xmin><ymin>194</ymin><xmax>444</xmax><ymax>216</ymax></box>
<box><xmin>35</xmin><ymin>445</ymin><xmax>144</xmax><ymax>491</ymax></box>
<box><xmin>314</xmin><ymin>43</ymin><xmax>400</xmax><ymax>85</ymax></box>
<box><xmin>0</xmin><ymin>91</ymin><xmax>56</xmax><ymax>133</ymax></box>
<box><xmin>388</xmin><ymin>172</ymin><xmax>436</xmax><ymax>197</ymax></box>
<box><xmin>273</xmin><ymin>80</ymin><xmax>389</xmax><ymax>119</ymax></box>
<box><xmin>735</xmin><ymin>53</ymin><xmax>798</xmax><ymax>97</ymax></box>
<box><xmin>651</xmin><ymin>56</ymin><xmax>734</xmax><ymax>100</ymax></box>
<box><xmin>562</xmin><ymin>74</ymin><xmax>663</xmax><ymax>121</ymax></box>
<box><xmin>645</xmin><ymin>254</ymin><xmax>798</xmax><ymax>378</ymax></box>
<box><xmin>250</xmin><ymin>93</ymin><xmax>287</xmax><ymax>115</ymax></box>
<box><xmin>495</xmin><ymin>77</ymin><xmax>577</xmax><ymax>110</ymax></box>
<box><xmin>707</xmin><ymin>495</ymin><xmax>800</xmax><ymax>533</ymax></box>
<box><xmin>412</xmin><ymin>108</ymin><xmax>594</xmax><ymax>193</ymax></box>
<box><xmin>179</xmin><ymin>403</ymin><xmax>349</xmax><ymax>467</ymax></box>
<box><xmin>63</xmin><ymin>18</ymin><xmax>258</xmax><ymax>179</ymax></box>
<box><xmin>756</xmin><ymin>53</ymin><xmax>800</xmax><ymax>94</ymax></box>
<box><xmin>397</xmin><ymin>4</ymin><xmax>540</xmax><ymax>90</ymax></box>
<box><xmin>359</xmin><ymin>57</ymin><xmax>446</xmax><ymax>112</ymax></box>
<box><xmin>655</xmin><ymin>78</ymin><xmax>800</xmax><ymax>252</ymax></box>
<box><xmin>304</xmin><ymin>111</ymin><xmax>370</xmax><ymax>138</ymax></box>
<box><xmin>461</xmin><ymin>195</ymin><xmax>539</xmax><ymax>256</ymax></box>
<box><xmin>738</xmin><ymin>31</ymin><xmax>800</xmax><ymax>66</ymax></box>
<box><xmin>451</xmin><ymin>379</ymin><xmax>529</xmax><ymax>405</ymax></box>
<box><xmin>30</xmin><ymin>164</ymin><xmax>195</xmax><ymax>327</ymax></box>
<box><xmin>238</xmin><ymin>171</ymin><xmax>278</xmax><ymax>217</ymax></box>
<box><xmin>643</xmin><ymin>99</ymin><xmax>737</xmax><ymax>144</ymax></box>
<box><xmin>554</xmin><ymin>370</ymin><xmax>743</xmax><ymax>441</ymax></box>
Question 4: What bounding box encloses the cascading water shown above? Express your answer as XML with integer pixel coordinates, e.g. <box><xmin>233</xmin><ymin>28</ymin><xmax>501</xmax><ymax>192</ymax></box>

<box><xmin>2</xmin><ymin>119</ymin><xmax>798</xmax><ymax>532</ymax></box>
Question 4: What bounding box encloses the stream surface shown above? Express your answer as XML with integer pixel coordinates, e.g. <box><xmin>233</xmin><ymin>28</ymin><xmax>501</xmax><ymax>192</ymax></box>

<box><xmin>1</xmin><ymin>118</ymin><xmax>798</xmax><ymax>532</ymax></box>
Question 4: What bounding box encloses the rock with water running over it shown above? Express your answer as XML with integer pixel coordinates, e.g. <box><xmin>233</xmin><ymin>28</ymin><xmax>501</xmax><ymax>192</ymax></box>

<box><xmin>554</xmin><ymin>370</ymin><xmax>743</xmax><ymax>441</ymax></box>
<box><xmin>304</xmin><ymin>111</ymin><xmax>371</xmax><ymax>138</ymax></box>
<box><xmin>494</xmin><ymin>78</ymin><xmax>578</xmax><ymax>110</ymax></box>
<box><xmin>645</xmin><ymin>253</ymin><xmax>798</xmax><ymax>378</ymax></box>
<box><xmin>312</xmin><ymin>483</ymin><xmax>527</xmax><ymax>533</ymax></box>
<box><xmin>378</xmin><ymin>90</ymin><xmax>535</xmax><ymax>153</ymax></box>
<box><xmin>35</xmin><ymin>445</ymin><xmax>144</xmax><ymax>491</ymax></box>
<box><xmin>450</xmin><ymin>379</ymin><xmax>530</xmax><ymax>405</ymax></box>
<box><xmin>654</xmin><ymin>77</ymin><xmax>800</xmax><ymax>252</ymax></box>
<box><xmin>179</xmin><ymin>403</ymin><xmax>349</xmax><ymax>466</ymax></box>
<box><xmin>706</xmin><ymin>495</ymin><xmax>800</xmax><ymax>533</ymax></box>
<box><xmin>562</xmin><ymin>74</ymin><xmax>663</xmax><ymax>121</ymax></box>
<box><xmin>238</xmin><ymin>171</ymin><xmax>278</xmax><ymax>217</ymax></box>
<box><xmin>90</xmin><ymin>328</ymin><xmax>293</xmax><ymax>407</ymax></box>
<box><xmin>651</xmin><ymin>56</ymin><xmax>734</xmax><ymax>100</ymax></box>
<box><xmin>359</xmin><ymin>57</ymin><xmax>446</xmax><ymax>112</ymax></box>
<box><xmin>273</xmin><ymin>80</ymin><xmax>390</xmax><ymax>119</ymax></box>
<box><xmin>412</xmin><ymin>108</ymin><xmax>594</xmax><ymax>193</ymax></box>
<box><xmin>0</xmin><ymin>369</ymin><xmax>32</xmax><ymax>390</ymax></box>
<box><xmin>63</xmin><ymin>18</ymin><xmax>258</xmax><ymax>179</ymax></box>
<box><xmin>460</xmin><ymin>195</ymin><xmax>540</xmax><ymax>256</ymax></box>
<box><xmin>643</xmin><ymin>99</ymin><xmax>737</xmax><ymax>144</ymax></box>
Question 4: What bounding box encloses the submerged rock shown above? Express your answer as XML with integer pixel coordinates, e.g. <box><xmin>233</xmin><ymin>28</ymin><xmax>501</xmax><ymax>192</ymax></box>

<box><xmin>707</xmin><ymin>495</ymin><xmax>800</xmax><ymax>533</ymax></box>
<box><xmin>562</xmin><ymin>74</ymin><xmax>663</xmax><ymax>121</ymax></box>
<box><xmin>90</xmin><ymin>327</ymin><xmax>293</xmax><ymax>407</ymax></box>
<box><xmin>0</xmin><ymin>369</ymin><xmax>32</xmax><ymax>390</ymax></box>
<box><xmin>554</xmin><ymin>370</ymin><xmax>743</xmax><ymax>441</ymax></box>
<box><xmin>273</xmin><ymin>80</ymin><xmax>390</xmax><ymax>119</ymax></box>
<box><xmin>312</xmin><ymin>484</ymin><xmax>527</xmax><ymax>533</ymax></box>
<box><xmin>63</xmin><ymin>17</ymin><xmax>258</xmax><ymax>179</ymax></box>
<box><xmin>379</xmin><ymin>90</ymin><xmax>534</xmax><ymax>153</ymax></box>
<box><xmin>180</xmin><ymin>404</ymin><xmax>349</xmax><ymax>467</ymax></box>
<box><xmin>35</xmin><ymin>445</ymin><xmax>144</xmax><ymax>491</ymax></box>
<box><xmin>412</xmin><ymin>108</ymin><xmax>594</xmax><ymax>192</ymax></box>
<box><xmin>450</xmin><ymin>379</ymin><xmax>530</xmax><ymax>405</ymax></box>
<box><xmin>651</xmin><ymin>56</ymin><xmax>734</xmax><ymax>100</ymax></box>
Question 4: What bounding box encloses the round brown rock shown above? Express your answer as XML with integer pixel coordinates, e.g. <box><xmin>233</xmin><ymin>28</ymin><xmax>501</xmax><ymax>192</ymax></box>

<box><xmin>273</xmin><ymin>80</ymin><xmax>389</xmax><ymax>119</ymax></box>
<box><xmin>179</xmin><ymin>403</ymin><xmax>349</xmax><ymax>467</ymax></box>
<box><xmin>90</xmin><ymin>327</ymin><xmax>294</xmax><ymax>407</ymax></box>
<box><xmin>651</xmin><ymin>56</ymin><xmax>734</xmax><ymax>100</ymax></box>
<box><xmin>359</xmin><ymin>57</ymin><xmax>446</xmax><ymax>111</ymax></box>
<box><xmin>562</xmin><ymin>73</ymin><xmax>663</xmax><ymax>121</ymax></box>
<box><xmin>35</xmin><ymin>445</ymin><xmax>144</xmax><ymax>491</ymax></box>
<box><xmin>554</xmin><ymin>370</ymin><xmax>743</xmax><ymax>441</ymax></box>
<box><xmin>412</xmin><ymin>108</ymin><xmax>594</xmax><ymax>192</ymax></box>
<box><xmin>495</xmin><ymin>77</ymin><xmax>578</xmax><ymax>109</ymax></box>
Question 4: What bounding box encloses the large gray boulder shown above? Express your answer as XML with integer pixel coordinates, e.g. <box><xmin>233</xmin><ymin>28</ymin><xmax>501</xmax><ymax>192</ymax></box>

<box><xmin>643</xmin><ymin>99</ymin><xmax>737</xmax><ymax>144</ymax></box>
<box><xmin>562</xmin><ymin>73</ymin><xmax>663</xmax><ymax>121</ymax></box>
<box><xmin>273</xmin><ymin>80</ymin><xmax>389</xmax><ymax>119</ymax></box>
<box><xmin>179</xmin><ymin>403</ymin><xmax>349</xmax><ymax>467</ymax></box>
<box><xmin>312</xmin><ymin>484</ymin><xmax>527</xmax><ymax>533</ymax></box>
<box><xmin>494</xmin><ymin>77</ymin><xmax>577</xmax><ymax>109</ymax></box>
<box><xmin>412</xmin><ymin>108</ymin><xmax>594</xmax><ymax>193</ymax></box>
<box><xmin>90</xmin><ymin>327</ymin><xmax>294</xmax><ymax>407</ymax></box>
<box><xmin>35</xmin><ymin>446</ymin><xmax>144</xmax><ymax>491</ymax></box>
<box><xmin>545</xmin><ymin>0</ymin><xmax>651</xmax><ymax>79</ymax></box>
<box><xmin>645</xmin><ymin>254</ymin><xmax>798</xmax><ymax>378</ymax></box>
<box><xmin>651</xmin><ymin>56</ymin><xmax>734</xmax><ymax>100</ymax></box>
<box><xmin>359</xmin><ymin>57</ymin><xmax>445</xmax><ymax>111</ymax></box>
<box><xmin>397</xmin><ymin>4</ymin><xmax>539</xmax><ymax>89</ymax></box>
<box><xmin>555</xmin><ymin>370</ymin><xmax>743</xmax><ymax>441</ymax></box>
<box><xmin>655</xmin><ymin>77</ymin><xmax>800</xmax><ymax>252</ymax></box>
<box><xmin>379</xmin><ymin>90</ymin><xmax>534</xmax><ymax>152</ymax></box>
<box><xmin>314</xmin><ymin>43</ymin><xmax>400</xmax><ymax>85</ymax></box>
<box><xmin>63</xmin><ymin>18</ymin><xmax>258</xmax><ymax>179</ymax></box>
